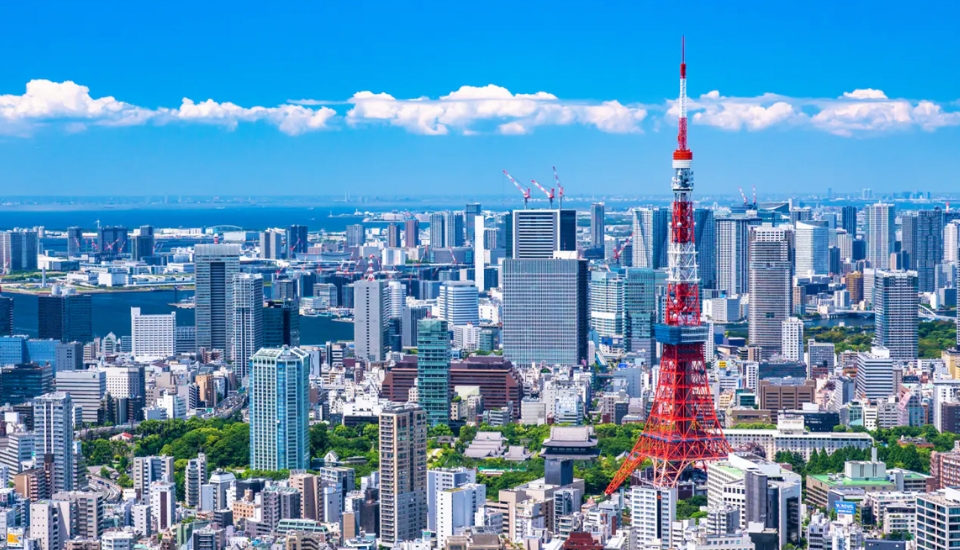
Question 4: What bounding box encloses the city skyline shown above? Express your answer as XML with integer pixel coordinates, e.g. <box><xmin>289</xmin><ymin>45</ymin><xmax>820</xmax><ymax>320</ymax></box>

<box><xmin>2</xmin><ymin>2</ymin><xmax>960</xmax><ymax>196</ymax></box>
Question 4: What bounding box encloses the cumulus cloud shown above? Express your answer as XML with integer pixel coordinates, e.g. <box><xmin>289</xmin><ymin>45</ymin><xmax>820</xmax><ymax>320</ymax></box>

<box><xmin>1</xmin><ymin>79</ymin><xmax>958</xmax><ymax>138</ymax></box>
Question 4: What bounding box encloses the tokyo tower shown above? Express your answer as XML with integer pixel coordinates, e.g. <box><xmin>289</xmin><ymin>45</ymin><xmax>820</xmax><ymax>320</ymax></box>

<box><xmin>605</xmin><ymin>38</ymin><xmax>730</xmax><ymax>494</ymax></box>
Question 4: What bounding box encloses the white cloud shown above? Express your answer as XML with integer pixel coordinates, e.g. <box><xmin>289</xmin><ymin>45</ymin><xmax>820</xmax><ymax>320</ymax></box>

<box><xmin>1</xmin><ymin>79</ymin><xmax>958</xmax><ymax>138</ymax></box>
<box><xmin>345</xmin><ymin>84</ymin><xmax>647</xmax><ymax>135</ymax></box>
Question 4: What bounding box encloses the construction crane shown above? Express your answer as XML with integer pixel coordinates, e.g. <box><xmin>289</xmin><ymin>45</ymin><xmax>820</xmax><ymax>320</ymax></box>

<box><xmin>613</xmin><ymin>235</ymin><xmax>633</xmax><ymax>263</ymax></box>
<box><xmin>553</xmin><ymin>166</ymin><xmax>564</xmax><ymax>208</ymax></box>
<box><xmin>531</xmin><ymin>179</ymin><xmax>555</xmax><ymax>209</ymax></box>
<box><xmin>738</xmin><ymin>187</ymin><xmax>748</xmax><ymax>207</ymax></box>
<box><xmin>503</xmin><ymin>170</ymin><xmax>531</xmax><ymax>209</ymax></box>
<box><xmin>751</xmin><ymin>185</ymin><xmax>758</xmax><ymax>210</ymax></box>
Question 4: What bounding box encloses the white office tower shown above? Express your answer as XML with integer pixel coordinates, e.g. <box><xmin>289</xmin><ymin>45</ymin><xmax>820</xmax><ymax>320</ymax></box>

<box><xmin>873</xmin><ymin>270</ymin><xmax>919</xmax><ymax>362</ymax></box>
<box><xmin>149</xmin><ymin>481</ymin><xmax>176</xmax><ymax>532</ymax></box>
<box><xmin>132</xmin><ymin>504</ymin><xmax>152</xmax><ymax>537</ymax></box>
<box><xmin>748</xmin><ymin>226</ymin><xmax>793</xmax><ymax>360</ymax></box>
<box><xmin>630</xmin><ymin>485</ymin><xmax>676</xmax><ymax>550</ymax></box>
<box><xmin>353</xmin><ymin>279</ymin><xmax>388</xmax><ymax>363</ymax></box>
<box><xmin>918</xmin><ymin>487</ymin><xmax>960</xmax><ymax>550</ymax></box>
<box><xmin>231</xmin><ymin>273</ymin><xmax>264</xmax><ymax>380</ymax></box>
<box><xmin>632</xmin><ymin>207</ymin><xmax>670</xmax><ymax>269</ymax></box>
<box><xmin>194</xmin><ymin>244</ymin><xmax>241</xmax><ymax>354</ymax></box>
<box><xmin>158</xmin><ymin>392</ymin><xmax>185</xmax><ymax>420</ymax></box>
<box><xmin>133</xmin><ymin>456</ymin><xmax>174</xmax><ymax>503</ymax></box>
<box><xmin>102</xmin><ymin>530</ymin><xmax>136</xmax><ymax>550</ymax></box>
<box><xmin>34</xmin><ymin>392</ymin><xmax>74</xmax><ymax>493</ymax></box>
<box><xmin>55</xmin><ymin>370</ymin><xmax>105</xmax><ymax>424</ymax></box>
<box><xmin>781</xmin><ymin>318</ymin><xmax>804</xmax><ymax>362</ymax></box>
<box><xmin>249</xmin><ymin>347</ymin><xmax>310</xmax><ymax>470</ymax></box>
<box><xmin>855</xmin><ymin>347</ymin><xmax>896</xmax><ymax>400</ymax></box>
<box><xmin>590</xmin><ymin>270</ymin><xmax>624</xmax><ymax>340</ymax></box>
<box><xmin>474</xmin><ymin>215</ymin><xmax>486</xmax><ymax>290</ymax></box>
<box><xmin>29</xmin><ymin>501</ymin><xmax>60</xmax><ymax>550</ymax></box>
<box><xmin>864</xmin><ymin>203</ymin><xmax>895</xmax><ymax>269</ymax></box>
<box><xmin>946</xmin><ymin>220</ymin><xmax>960</xmax><ymax>263</ymax></box>
<box><xmin>184</xmin><ymin>453</ymin><xmax>207</xmax><ymax>508</ymax></box>
<box><xmin>104</xmin><ymin>367</ymin><xmax>142</xmax><ymax>399</ymax></box>
<box><xmin>427</xmin><ymin>468</ymin><xmax>478</xmax><ymax>531</ymax></box>
<box><xmin>437</xmin><ymin>483</ymin><xmax>486</xmax><ymax>548</ymax></box>
<box><xmin>130</xmin><ymin>308</ymin><xmax>175</xmax><ymax>361</ymax></box>
<box><xmin>387</xmin><ymin>280</ymin><xmax>405</xmax><ymax>319</ymax></box>
<box><xmin>794</xmin><ymin>221</ymin><xmax>830</xmax><ymax>276</ymax></box>
<box><xmin>716</xmin><ymin>215</ymin><xmax>759</xmax><ymax>296</ymax></box>
<box><xmin>438</xmin><ymin>281</ymin><xmax>479</xmax><ymax>326</ymax></box>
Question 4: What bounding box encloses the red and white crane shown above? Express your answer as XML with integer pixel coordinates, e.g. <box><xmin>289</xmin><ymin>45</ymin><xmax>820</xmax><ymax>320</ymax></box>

<box><xmin>531</xmin><ymin>179</ymin><xmax>555</xmax><ymax>209</ymax></box>
<box><xmin>613</xmin><ymin>235</ymin><xmax>633</xmax><ymax>263</ymax></box>
<box><xmin>553</xmin><ymin>166</ymin><xmax>564</xmax><ymax>208</ymax></box>
<box><xmin>503</xmin><ymin>170</ymin><xmax>531</xmax><ymax>209</ymax></box>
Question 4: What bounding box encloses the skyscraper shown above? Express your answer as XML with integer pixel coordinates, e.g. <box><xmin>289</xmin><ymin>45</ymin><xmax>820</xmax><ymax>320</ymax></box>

<box><xmin>901</xmin><ymin>209</ymin><xmax>944</xmax><ymax>292</ymax></box>
<box><xmin>865</xmin><ymin>203</ymin><xmax>896</xmax><ymax>269</ymax></box>
<box><xmin>379</xmin><ymin>405</ymin><xmax>427</xmax><ymax>545</ymax></box>
<box><xmin>417</xmin><ymin>319</ymin><xmax>451</xmax><ymax>426</ymax></box>
<box><xmin>353</xmin><ymin>279</ymin><xmax>388</xmax><ymax>363</ymax></box>
<box><xmin>694</xmin><ymin>208</ymin><xmax>716</xmax><ymax>289</ymax></box>
<box><xmin>749</xmin><ymin>226</ymin><xmax>793</xmax><ymax>359</ymax></box>
<box><xmin>632</xmin><ymin>207</ymin><xmax>671</xmax><ymax>269</ymax></box>
<box><xmin>259</xmin><ymin>230</ymin><xmax>283</xmax><ymax>260</ymax></box>
<box><xmin>781</xmin><ymin>317</ymin><xmax>804</xmax><ymax>362</ymax></box>
<box><xmin>404</xmin><ymin>219</ymin><xmax>420</xmax><ymax>248</ymax></box>
<box><xmin>97</xmin><ymin>226</ymin><xmax>128</xmax><ymax>259</ymax></box>
<box><xmin>263</xmin><ymin>299</ymin><xmax>300</xmax><ymax>348</ymax></box>
<box><xmin>623</xmin><ymin>267</ymin><xmax>656</xmax><ymax>366</ymax></box>
<box><xmin>131</xmin><ymin>225</ymin><xmax>155</xmax><ymax>261</ymax></box>
<box><xmin>232</xmin><ymin>274</ymin><xmax>264</xmax><ymax>379</ymax></box>
<box><xmin>38</xmin><ymin>292</ymin><xmax>93</xmax><ymax>343</ymax></box>
<box><xmin>794</xmin><ymin>221</ymin><xmax>830</xmax><ymax>276</ymax></box>
<box><xmin>286</xmin><ymin>225</ymin><xmax>309</xmax><ymax>258</ymax></box>
<box><xmin>194</xmin><ymin>244</ymin><xmax>240</xmax><ymax>354</ymax></box>
<box><xmin>34</xmin><ymin>392</ymin><xmax>75</xmax><ymax>493</ymax></box>
<box><xmin>715</xmin><ymin>215</ymin><xmax>759</xmax><ymax>296</ymax></box>
<box><xmin>133</xmin><ymin>456</ymin><xmax>174</xmax><ymax>503</ymax></box>
<box><xmin>346</xmin><ymin>224</ymin><xmax>365</xmax><ymax>248</ymax></box>
<box><xmin>249</xmin><ymin>347</ymin><xmax>310</xmax><ymax>471</ymax></box>
<box><xmin>590</xmin><ymin>203</ymin><xmax>605</xmax><ymax>249</ymax></box>
<box><xmin>0</xmin><ymin>229</ymin><xmax>39</xmax><ymax>272</ymax></box>
<box><xmin>464</xmin><ymin>203</ymin><xmax>481</xmax><ymax>244</ymax></box>
<box><xmin>130</xmin><ymin>308</ymin><xmax>175</xmax><ymax>361</ymax></box>
<box><xmin>590</xmin><ymin>270</ymin><xmax>624</xmax><ymax>340</ymax></box>
<box><xmin>840</xmin><ymin>205</ymin><xmax>858</xmax><ymax>236</ymax></box>
<box><xmin>874</xmin><ymin>270</ymin><xmax>918</xmax><ymax>361</ymax></box>
<box><xmin>437</xmin><ymin>281</ymin><xmax>479</xmax><ymax>326</ymax></box>
<box><xmin>507</xmin><ymin>209</ymin><xmax>577</xmax><ymax>259</ymax></box>
<box><xmin>429</xmin><ymin>213</ymin><xmax>446</xmax><ymax>249</ymax></box>
<box><xmin>443</xmin><ymin>211</ymin><xmax>465</xmax><ymax>247</ymax></box>
<box><xmin>66</xmin><ymin>227</ymin><xmax>83</xmax><ymax>258</ymax></box>
<box><xmin>0</xmin><ymin>293</ymin><xmax>13</xmax><ymax>336</ymax></box>
<box><xmin>386</xmin><ymin>222</ymin><xmax>401</xmax><ymax>248</ymax></box>
<box><xmin>501</xmin><ymin>258</ymin><xmax>588</xmax><ymax>366</ymax></box>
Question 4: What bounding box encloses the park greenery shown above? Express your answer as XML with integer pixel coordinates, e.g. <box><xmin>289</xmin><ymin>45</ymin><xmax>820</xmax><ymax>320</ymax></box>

<box><xmin>806</xmin><ymin>320</ymin><xmax>956</xmax><ymax>358</ymax></box>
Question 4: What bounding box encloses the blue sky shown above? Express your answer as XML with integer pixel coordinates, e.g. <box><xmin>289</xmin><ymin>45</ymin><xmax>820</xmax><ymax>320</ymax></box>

<box><xmin>2</xmin><ymin>1</ymin><xmax>959</xmax><ymax>197</ymax></box>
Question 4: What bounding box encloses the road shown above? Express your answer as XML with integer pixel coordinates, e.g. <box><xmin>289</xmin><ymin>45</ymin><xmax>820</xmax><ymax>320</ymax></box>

<box><xmin>88</xmin><ymin>474</ymin><xmax>123</xmax><ymax>501</ymax></box>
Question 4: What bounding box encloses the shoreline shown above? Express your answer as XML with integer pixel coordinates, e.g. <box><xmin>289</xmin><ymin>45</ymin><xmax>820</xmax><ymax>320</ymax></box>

<box><xmin>0</xmin><ymin>285</ymin><xmax>194</xmax><ymax>296</ymax></box>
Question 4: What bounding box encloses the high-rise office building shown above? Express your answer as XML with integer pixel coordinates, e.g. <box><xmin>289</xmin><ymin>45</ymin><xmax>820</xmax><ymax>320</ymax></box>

<box><xmin>794</xmin><ymin>221</ymin><xmax>830</xmax><ymax>276</ymax></box>
<box><xmin>501</xmin><ymin>258</ymin><xmax>588</xmax><ymax>366</ymax></box>
<box><xmin>0</xmin><ymin>293</ymin><xmax>12</xmax><ymax>336</ymax></box>
<box><xmin>694</xmin><ymin>208</ymin><xmax>717</xmax><ymax>289</ymax></box>
<box><xmin>437</xmin><ymin>483</ymin><xmax>485</xmax><ymax>548</ymax></box>
<box><xmin>259</xmin><ymin>230</ymin><xmax>283</xmax><ymax>260</ymax></box>
<box><xmin>133</xmin><ymin>456</ymin><xmax>174</xmax><ymax>503</ymax></box>
<box><xmin>623</xmin><ymin>267</ymin><xmax>656</xmax><ymax>366</ymax></box>
<box><xmin>417</xmin><ymin>319</ymin><xmax>451</xmax><ymax>426</ymax></box>
<box><xmin>901</xmin><ymin>209</ymin><xmax>944</xmax><ymax>292</ymax></box>
<box><xmin>131</xmin><ymin>225</ymin><xmax>155</xmax><ymax>261</ymax></box>
<box><xmin>0</xmin><ymin>230</ymin><xmax>39</xmax><ymax>272</ymax></box>
<box><xmin>945</xmin><ymin>221</ymin><xmax>960</xmax><ymax>264</ymax></box>
<box><xmin>386</xmin><ymin>222</ymin><xmax>401</xmax><ymax>248</ymax></box>
<box><xmin>150</xmin><ymin>481</ymin><xmax>177</xmax><ymax>531</ymax></box>
<box><xmin>1</xmin><ymin>363</ymin><xmax>53</xmax><ymax>405</ymax></box>
<box><xmin>749</xmin><ymin>226</ymin><xmax>793</xmax><ymax>359</ymax></box>
<box><xmin>874</xmin><ymin>270</ymin><xmax>918</xmax><ymax>361</ymax></box>
<box><xmin>232</xmin><ymin>274</ymin><xmax>264</xmax><ymax>379</ymax></box>
<box><xmin>264</xmin><ymin>299</ymin><xmax>300</xmax><ymax>348</ymax></box>
<box><xmin>184</xmin><ymin>453</ymin><xmax>207</xmax><ymax>509</ymax></box>
<box><xmin>590</xmin><ymin>270</ymin><xmax>623</xmax><ymax>340</ymax></box>
<box><xmin>353</xmin><ymin>279</ymin><xmax>388</xmax><ymax>363</ymax></box>
<box><xmin>54</xmin><ymin>369</ymin><xmax>105</xmax><ymax>424</ymax></box>
<box><xmin>630</xmin><ymin>485</ymin><xmax>677</xmax><ymax>549</ymax></box>
<box><xmin>464</xmin><ymin>203</ymin><xmax>481</xmax><ymax>244</ymax></box>
<box><xmin>429</xmin><ymin>212</ymin><xmax>446</xmax><ymax>249</ymax></box>
<box><xmin>427</xmin><ymin>468</ymin><xmax>477</xmax><ymax>531</ymax></box>
<box><xmin>379</xmin><ymin>405</ymin><xmax>427</xmax><ymax>545</ymax></box>
<box><xmin>286</xmin><ymin>225</ymin><xmax>308</xmax><ymax>258</ymax></box>
<box><xmin>97</xmin><ymin>226</ymin><xmax>128</xmax><ymax>259</ymax></box>
<box><xmin>34</xmin><ymin>392</ymin><xmax>75</xmax><ymax>493</ymax></box>
<box><xmin>781</xmin><ymin>317</ymin><xmax>804</xmax><ymax>362</ymax></box>
<box><xmin>346</xmin><ymin>224</ymin><xmax>365</xmax><ymax>248</ymax></box>
<box><xmin>437</xmin><ymin>281</ymin><xmax>479</xmax><ymax>326</ymax></box>
<box><xmin>855</xmin><ymin>347</ymin><xmax>897</xmax><ymax>400</ymax></box>
<box><xmin>404</xmin><ymin>219</ymin><xmax>420</xmax><ymax>248</ymax></box>
<box><xmin>716</xmin><ymin>215</ymin><xmax>759</xmax><ymax>296</ymax></box>
<box><xmin>632</xmin><ymin>207</ymin><xmax>671</xmax><ymax>269</ymax></box>
<box><xmin>443</xmin><ymin>211</ymin><xmax>465</xmax><ymax>247</ymax></box>
<box><xmin>840</xmin><ymin>206</ymin><xmax>858</xmax><ymax>236</ymax></box>
<box><xmin>66</xmin><ymin>227</ymin><xmax>83</xmax><ymax>257</ymax></box>
<box><xmin>249</xmin><ymin>347</ymin><xmax>310</xmax><ymax>471</ymax></box>
<box><xmin>194</xmin><ymin>244</ymin><xmax>241</xmax><ymax>354</ymax></box>
<box><xmin>506</xmin><ymin>209</ymin><xmax>577</xmax><ymax>259</ymax></box>
<box><xmin>402</xmin><ymin>305</ymin><xmax>431</xmax><ymax>348</ymax></box>
<box><xmin>590</xmin><ymin>203</ymin><xmax>605</xmax><ymax>248</ymax></box>
<box><xmin>131</xmin><ymin>307</ymin><xmax>175</xmax><ymax>361</ymax></box>
<box><xmin>38</xmin><ymin>293</ymin><xmax>92</xmax><ymax>343</ymax></box>
<box><xmin>865</xmin><ymin>203</ymin><xmax>895</xmax><ymax>269</ymax></box>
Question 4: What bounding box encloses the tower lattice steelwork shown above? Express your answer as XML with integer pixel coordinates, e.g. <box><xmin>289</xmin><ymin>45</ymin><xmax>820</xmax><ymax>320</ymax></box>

<box><xmin>605</xmin><ymin>39</ymin><xmax>730</xmax><ymax>494</ymax></box>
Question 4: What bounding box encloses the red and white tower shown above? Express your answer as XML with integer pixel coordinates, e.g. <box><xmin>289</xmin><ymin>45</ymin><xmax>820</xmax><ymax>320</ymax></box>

<box><xmin>605</xmin><ymin>39</ymin><xmax>730</xmax><ymax>494</ymax></box>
